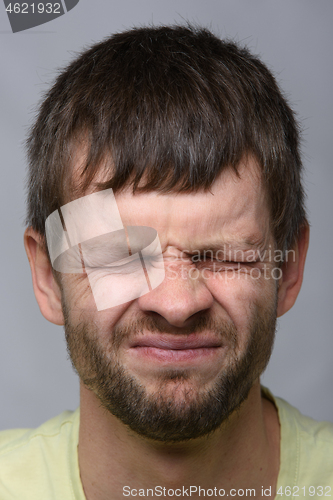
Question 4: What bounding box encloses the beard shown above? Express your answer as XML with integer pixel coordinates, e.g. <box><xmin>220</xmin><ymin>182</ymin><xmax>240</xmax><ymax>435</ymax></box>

<box><xmin>63</xmin><ymin>295</ymin><xmax>277</xmax><ymax>443</ymax></box>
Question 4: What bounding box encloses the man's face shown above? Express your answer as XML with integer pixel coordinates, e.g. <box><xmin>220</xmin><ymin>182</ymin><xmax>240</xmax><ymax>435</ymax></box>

<box><xmin>60</xmin><ymin>157</ymin><xmax>278</xmax><ymax>442</ymax></box>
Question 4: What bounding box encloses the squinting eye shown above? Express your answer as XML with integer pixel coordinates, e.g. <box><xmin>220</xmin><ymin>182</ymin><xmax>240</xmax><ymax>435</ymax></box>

<box><xmin>192</xmin><ymin>256</ymin><xmax>241</xmax><ymax>265</ymax></box>
<box><xmin>211</xmin><ymin>261</ymin><xmax>242</xmax><ymax>270</ymax></box>
<box><xmin>86</xmin><ymin>260</ymin><xmax>143</xmax><ymax>277</ymax></box>
<box><xmin>84</xmin><ymin>252</ymin><xmax>140</xmax><ymax>270</ymax></box>
<box><xmin>193</xmin><ymin>259</ymin><xmax>255</xmax><ymax>273</ymax></box>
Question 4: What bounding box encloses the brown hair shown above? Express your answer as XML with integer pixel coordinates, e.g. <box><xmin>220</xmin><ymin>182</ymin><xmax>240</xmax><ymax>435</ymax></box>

<box><xmin>26</xmin><ymin>24</ymin><xmax>307</xmax><ymax>251</ymax></box>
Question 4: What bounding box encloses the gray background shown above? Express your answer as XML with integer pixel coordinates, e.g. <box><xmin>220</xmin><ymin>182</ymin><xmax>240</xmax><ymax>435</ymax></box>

<box><xmin>0</xmin><ymin>0</ymin><xmax>332</xmax><ymax>430</ymax></box>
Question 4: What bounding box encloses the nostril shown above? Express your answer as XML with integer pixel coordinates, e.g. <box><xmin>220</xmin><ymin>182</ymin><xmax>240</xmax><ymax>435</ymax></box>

<box><xmin>137</xmin><ymin>278</ymin><xmax>214</xmax><ymax>328</ymax></box>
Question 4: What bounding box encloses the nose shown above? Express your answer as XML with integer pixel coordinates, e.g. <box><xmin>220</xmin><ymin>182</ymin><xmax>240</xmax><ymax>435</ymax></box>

<box><xmin>137</xmin><ymin>264</ymin><xmax>214</xmax><ymax>327</ymax></box>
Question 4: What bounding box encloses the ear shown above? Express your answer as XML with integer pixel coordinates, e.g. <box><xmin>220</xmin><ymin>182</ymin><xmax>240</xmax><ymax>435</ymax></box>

<box><xmin>277</xmin><ymin>223</ymin><xmax>310</xmax><ymax>317</ymax></box>
<box><xmin>24</xmin><ymin>227</ymin><xmax>64</xmax><ymax>325</ymax></box>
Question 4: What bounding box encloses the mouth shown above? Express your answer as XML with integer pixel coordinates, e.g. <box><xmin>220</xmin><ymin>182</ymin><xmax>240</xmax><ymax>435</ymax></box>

<box><xmin>128</xmin><ymin>334</ymin><xmax>223</xmax><ymax>363</ymax></box>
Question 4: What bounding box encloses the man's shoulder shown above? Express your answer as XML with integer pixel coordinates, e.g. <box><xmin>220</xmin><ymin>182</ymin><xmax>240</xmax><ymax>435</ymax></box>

<box><xmin>0</xmin><ymin>409</ymin><xmax>77</xmax><ymax>452</ymax></box>
<box><xmin>265</xmin><ymin>387</ymin><xmax>333</xmax><ymax>489</ymax></box>
<box><xmin>0</xmin><ymin>408</ymin><xmax>83</xmax><ymax>499</ymax></box>
<box><xmin>274</xmin><ymin>391</ymin><xmax>333</xmax><ymax>444</ymax></box>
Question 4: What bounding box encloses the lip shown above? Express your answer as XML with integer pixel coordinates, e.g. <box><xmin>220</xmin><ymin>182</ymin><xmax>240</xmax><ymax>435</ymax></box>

<box><xmin>130</xmin><ymin>334</ymin><xmax>223</xmax><ymax>350</ymax></box>
<box><xmin>128</xmin><ymin>334</ymin><xmax>223</xmax><ymax>363</ymax></box>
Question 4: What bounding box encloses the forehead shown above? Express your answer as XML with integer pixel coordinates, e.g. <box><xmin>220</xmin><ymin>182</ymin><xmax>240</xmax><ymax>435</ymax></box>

<box><xmin>70</xmin><ymin>151</ymin><xmax>271</xmax><ymax>250</ymax></box>
<box><xmin>115</xmin><ymin>158</ymin><xmax>271</xmax><ymax>250</ymax></box>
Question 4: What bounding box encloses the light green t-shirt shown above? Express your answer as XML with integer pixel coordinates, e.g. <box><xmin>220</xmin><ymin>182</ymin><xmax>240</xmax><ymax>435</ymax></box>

<box><xmin>0</xmin><ymin>389</ymin><xmax>333</xmax><ymax>499</ymax></box>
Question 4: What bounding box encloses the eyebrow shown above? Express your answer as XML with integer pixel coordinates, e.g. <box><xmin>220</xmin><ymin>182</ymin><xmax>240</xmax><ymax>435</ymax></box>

<box><xmin>81</xmin><ymin>238</ymin><xmax>129</xmax><ymax>259</ymax></box>
<box><xmin>184</xmin><ymin>235</ymin><xmax>269</xmax><ymax>254</ymax></box>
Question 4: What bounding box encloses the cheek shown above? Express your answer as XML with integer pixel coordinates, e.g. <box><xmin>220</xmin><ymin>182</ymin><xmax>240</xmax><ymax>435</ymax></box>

<box><xmin>205</xmin><ymin>272</ymin><xmax>275</xmax><ymax>334</ymax></box>
<box><xmin>60</xmin><ymin>273</ymin><xmax>133</xmax><ymax>333</ymax></box>
<box><xmin>60</xmin><ymin>274</ymin><xmax>95</xmax><ymax>320</ymax></box>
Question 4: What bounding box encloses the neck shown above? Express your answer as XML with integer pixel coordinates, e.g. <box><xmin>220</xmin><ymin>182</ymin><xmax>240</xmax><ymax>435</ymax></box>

<box><xmin>78</xmin><ymin>380</ymin><xmax>280</xmax><ymax>500</ymax></box>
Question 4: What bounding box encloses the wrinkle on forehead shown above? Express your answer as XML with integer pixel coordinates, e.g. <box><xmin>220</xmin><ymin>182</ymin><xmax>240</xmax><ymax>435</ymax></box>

<box><xmin>113</xmin><ymin>157</ymin><xmax>272</xmax><ymax>252</ymax></box>
<box><xmin>66</xmin><ymin>149</ymin><xmax>271</xmax><ymax>247</ymax></box>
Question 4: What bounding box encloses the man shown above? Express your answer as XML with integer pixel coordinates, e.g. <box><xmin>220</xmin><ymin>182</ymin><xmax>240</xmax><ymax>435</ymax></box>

<box><xmin>0</xmin><ymin>25</ymin><xmax>332</xmax><ymax>499</ymax></box>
